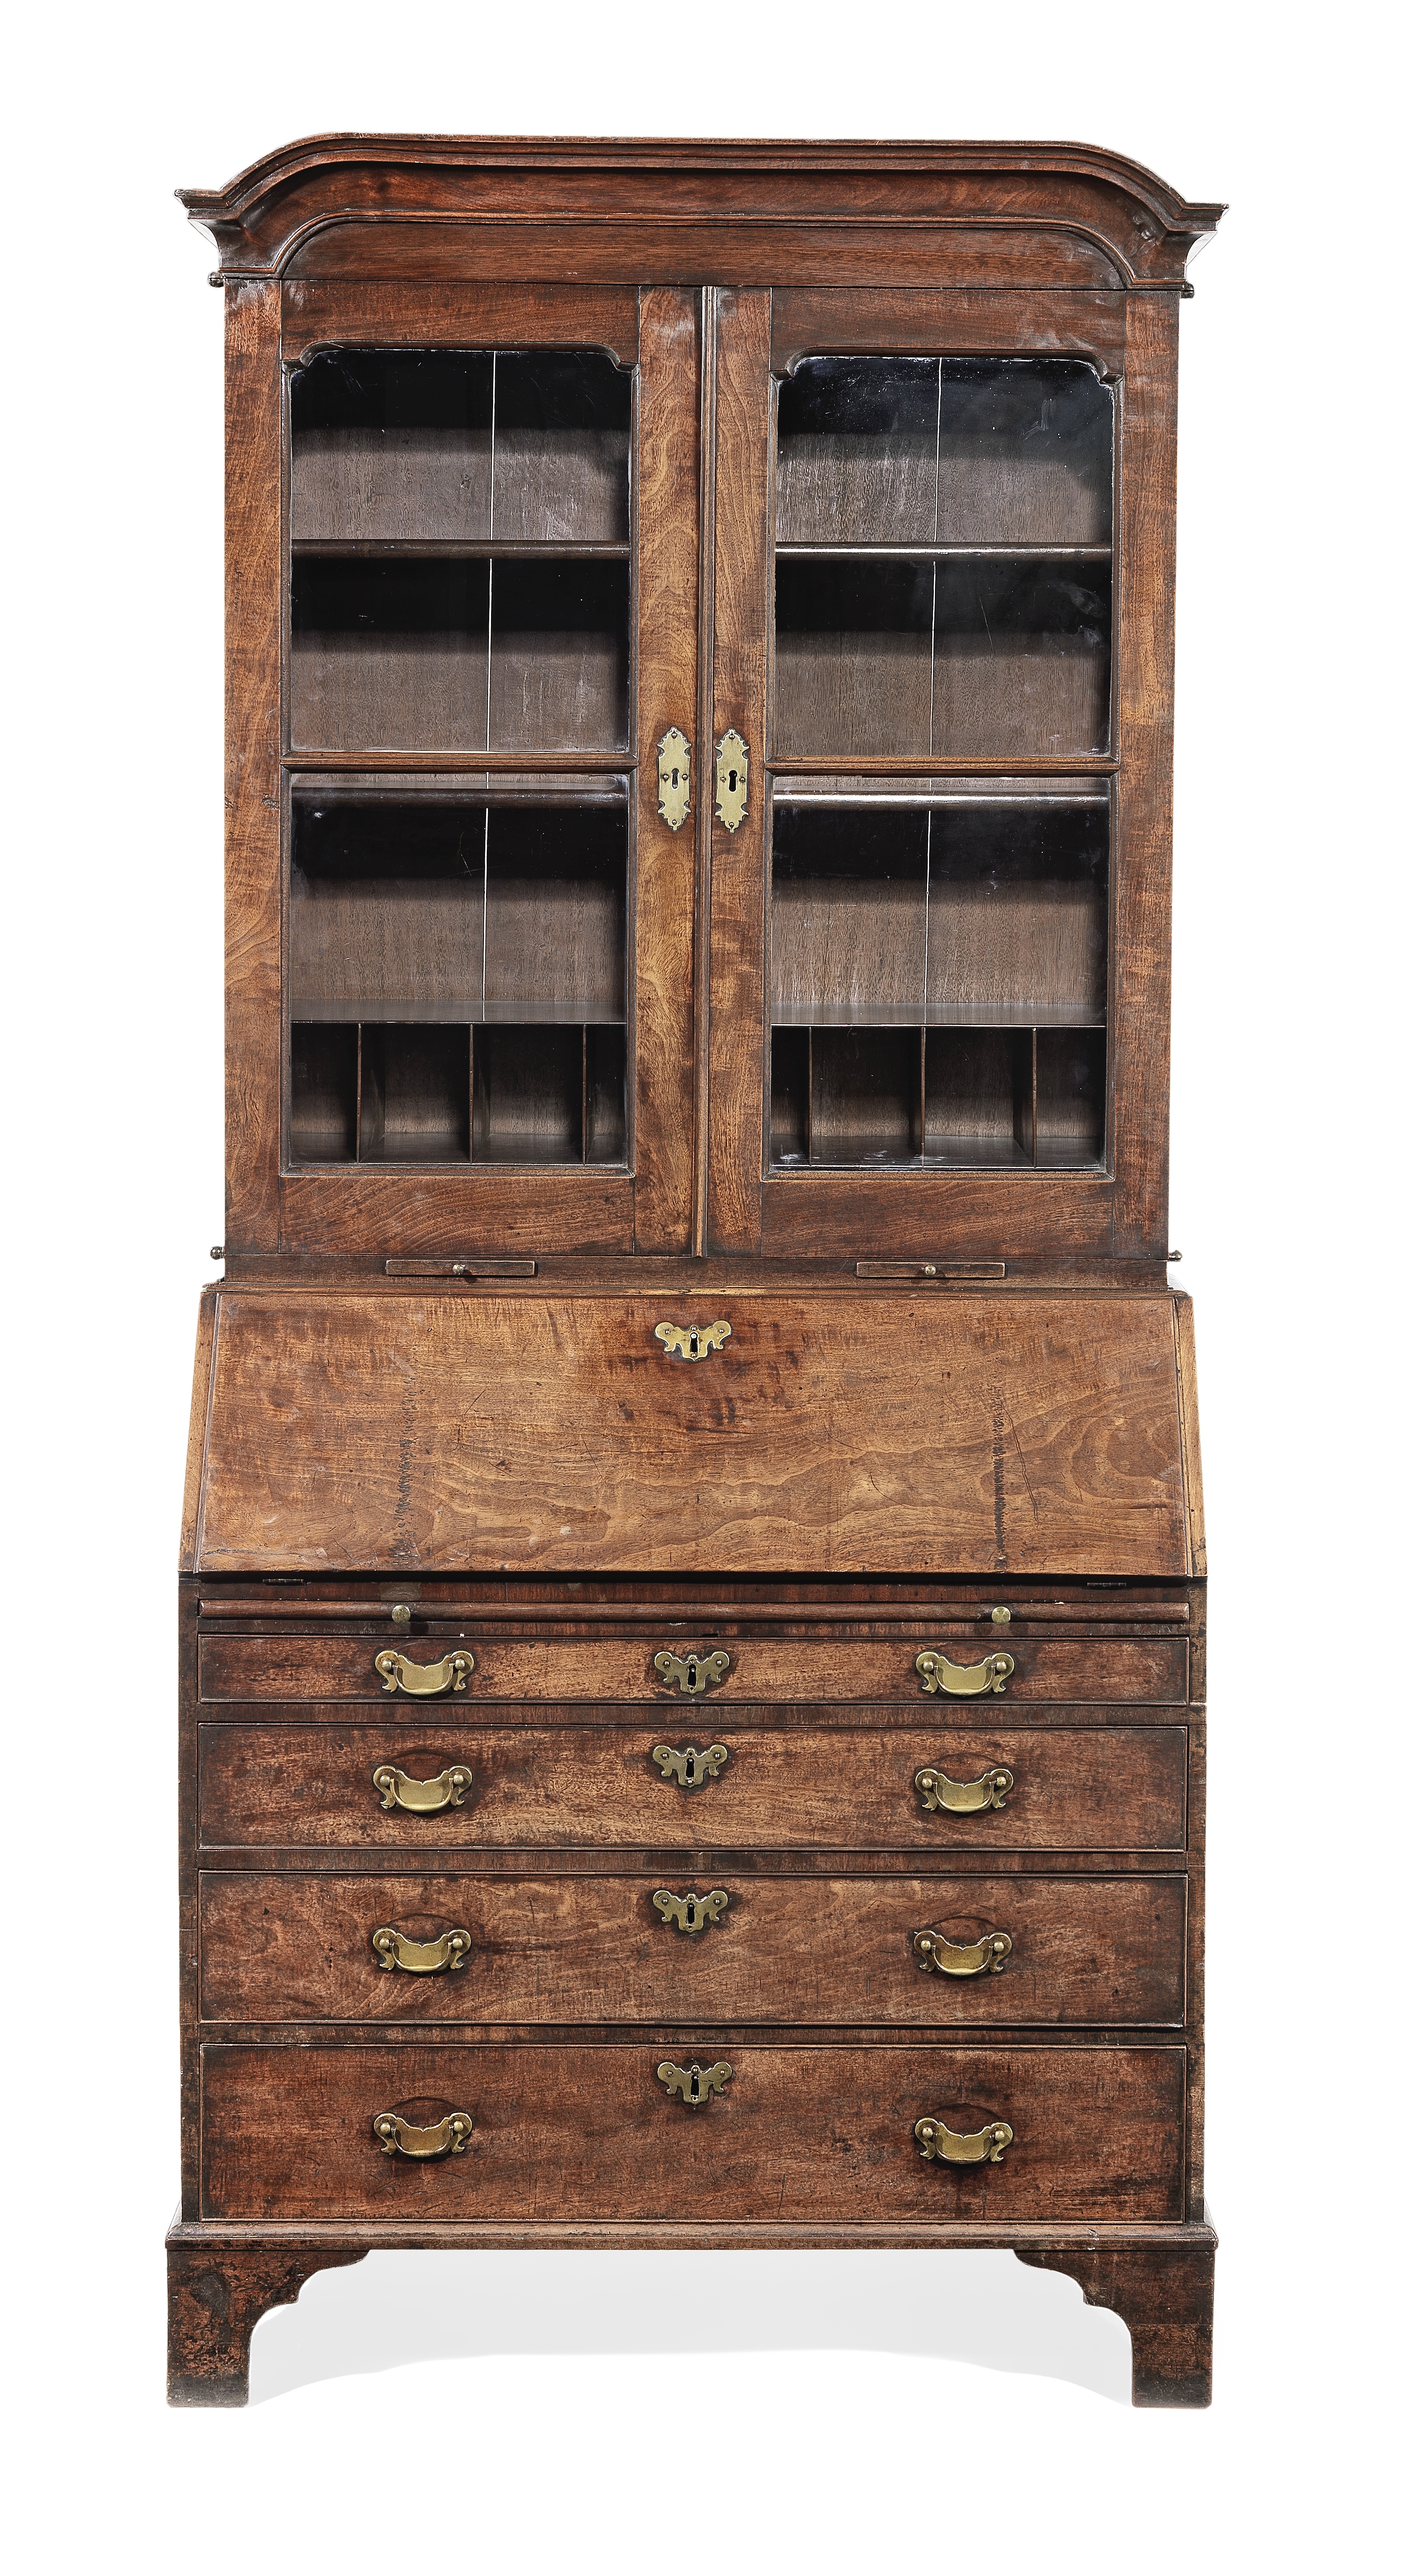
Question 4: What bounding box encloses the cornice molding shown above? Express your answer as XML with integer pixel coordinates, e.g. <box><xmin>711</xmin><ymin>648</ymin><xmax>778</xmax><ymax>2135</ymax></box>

<box><xmin>179</xmin><ymin>135</ymin><xmax>1224</xmax><ymax>290</ymax></box>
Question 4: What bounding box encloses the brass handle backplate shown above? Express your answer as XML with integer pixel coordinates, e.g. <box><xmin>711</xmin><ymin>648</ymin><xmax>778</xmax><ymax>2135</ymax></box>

<box><xmin>915</xmin><ymin>1650</ymin><xmax>1015</xmax><ymax>1697</ymax></box>
<box><xmin>654</xmin><ymin>1319</ymin><xmax>731</xmax><ymax>1361</ymax></box>
<box><xmin>653</xmin><ymin>1889</ymin><xmax>730</xmax><ymax>1936</ymax></box>
<box><xmin>913</xmin><ymin>1927</ymin><xmax>1013</xmax><ymax>1977</ymax></box>
<box><xmin>714</xmin><ymin>729</ymin><xmax>750</xmax><ymax>832</ymax></box>
<box><xmin>914</xmin><ymin>2115</ymin><xmax>1015</xmax><ymax>2166</ymax></box>
<box><xmin>652</xmin><ymin>1742</ymin><xmax>730</xmax><ymax>1789</ymax></box>
<box><xmin>374</xmin><ymin>1649</ymin><xmax>475</xmax><ymax>1697</ymax></box>
<box><xmin>372</xmin><ymin>2110</ymin><xmax>474</xmax><ymax>2159</ymax></box>
<box><xmin>657</xmin><ymin>2060</ymin><xmax>733</xmax><ymax>2106</ymax></box>
<box><xmin>657</xmin><ymin>726</ymin><xmax>692</xmax><ymax>831</ymax></box>
<box><xmin>372</xmin><ymin>1763</ymin><xmax>473</xmax><ymax>1814</ymax></box>
<box><xmin>654</xmin><ymin>1647</ymin><xmax>731</xmax><ymax>1696</ymax></box>
<box><xmin>914</xmin><ymin>1764</ymin><xmax>1015</xmax><ymax>1815</ymax></box>
<box><xmin>371</xmin><ymin>1925</ymin><xmax>472</xmax><ymax>1973</ymax></box>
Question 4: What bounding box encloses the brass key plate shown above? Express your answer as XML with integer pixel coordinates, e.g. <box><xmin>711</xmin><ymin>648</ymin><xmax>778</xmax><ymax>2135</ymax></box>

<box><xmin>657</xmin><ymin>726</ymin><xmax>691</xmax><ymax>830</ymax></box>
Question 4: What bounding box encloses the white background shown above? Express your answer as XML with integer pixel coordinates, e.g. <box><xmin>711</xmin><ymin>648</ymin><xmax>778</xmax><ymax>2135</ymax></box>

<box><xmin>6</xmin><ymin>5</ymin><xmax>1401</xmax><ymax>2568</ymax></box>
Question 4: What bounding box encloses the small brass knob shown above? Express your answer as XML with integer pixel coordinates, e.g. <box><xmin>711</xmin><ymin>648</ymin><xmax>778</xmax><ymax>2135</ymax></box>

<box><xmin>391</xmin><ymin>1602</ymin><xmax>413</xmax><ymax>1628</ymax></box>
<box><xmin>991</xmin><ymin>1606</ymin><xmax>1012</xmax><ymax>1625</ymax></box>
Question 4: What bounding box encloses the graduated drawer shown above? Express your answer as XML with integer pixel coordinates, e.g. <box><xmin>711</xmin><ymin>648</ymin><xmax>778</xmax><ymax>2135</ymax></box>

<box><xmin>199</xmin><ymin>2039</ymin><xmax>1185</xmax><ymax>2223</ymax></box>
<box><xmin>198</xmin><ymin>1723</ymin><xmax>1187</xmax><ymax>1851</ymax></box>
<box><xmin>198</xmin><ymin>1631</ymin><xmax>1187</xmax><ymax>1706</ymax></box>
<box><xmin>199</xmin><ymin>1869</ymin><xmax>1187</xmax><ymax>2027</ymax></box>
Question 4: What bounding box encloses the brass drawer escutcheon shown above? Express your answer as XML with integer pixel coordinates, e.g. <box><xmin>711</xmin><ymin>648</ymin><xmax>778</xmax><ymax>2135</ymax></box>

<box><xmin>374</xmin><ymin>1648</ymin><xmax>475</xmax><ymax>1697</ymax></box>
<box><xmin>913</xmin><ymin>1927</ymin><xmax>1013</xmax><ymax>1977</ymax></box>
<box><xmin>652</xmin><ymin>1742</ymin><xmax>730</xmax><ymax>1789</ymax></box>
<box><xmin>372</xmin><ymin>2110</ymin><xmax>474</xmax><ymax>2159</ymax></box>
<box><xmin>654</xmin><ymin>1647</ymin><xmax>731</xmax><ymax>1696</ymax></box>
<box><xmin>372</xmin><ymin>1763</ymin><xmax>473</xmax><ymax>1814</ymax></box>
<box><xmin>656</xmin><ymin>726</ymin><xmax>692</xmax><ymax>831</ymax></box>
<box><xmin>371</xmin><ymin>1925</ymin><xmax>472</xmax><ymax>1973</ymax></box>
<box><xmin>915</xmin><ymin>1649</ymin><xmax>1015</xmax><ymax>1697</ymax></box>
<box><xmin>914</xmin><ymin>1764</ymin><xmax>1015</xmax><ymax>1815</ymax></box>
<box><xmin>657</xmin><ymin>2059</ymin><xmax>733</xmax><ymax>2106</ymax></box>
<box><xmin>714</xmin><ymin>728</ymin><xmax>750</xmax><ymax>832</ymax></box>
<box><xmin>914</xmin><ymin>2115</ymin><xmax>1015</xmax><ymax>2167</ymax></box>
<box><xmin>654</xmin><ymin>1318</ymin><xmax>732</xmax><ymax>1361</ymax></box>
<box><xmin>653</xmin><ymin>1888</ymin><xmax>730</xmax><ymax>1936</ymax></box>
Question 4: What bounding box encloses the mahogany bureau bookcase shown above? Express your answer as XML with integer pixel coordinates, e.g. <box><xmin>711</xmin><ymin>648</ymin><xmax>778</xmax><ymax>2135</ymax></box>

<box><xmin>171</xmin><ymin>135</ymin><xmax>1223</xmax><ymax>2407</ymax></box>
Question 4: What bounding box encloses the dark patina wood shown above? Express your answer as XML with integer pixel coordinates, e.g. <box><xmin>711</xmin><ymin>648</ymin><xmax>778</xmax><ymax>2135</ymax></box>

<box><xmin>174</xmin><ymin>133</ymin><xmax>1219</xmax><ymax>2406</ymax></box>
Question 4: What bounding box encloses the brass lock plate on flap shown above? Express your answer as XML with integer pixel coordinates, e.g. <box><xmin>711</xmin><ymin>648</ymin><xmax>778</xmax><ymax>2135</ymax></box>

<box><xmin>656</xmin><ymin>727</ymin><xmax>692</xmax><ymax>831</ymax></box>
<box><xmin>654</xmin><ymin>1318</ymin><xmax>731</xmax><ymax>1361</ymax></box>
<box><xmin>714</xmin><ymin>729</ymin><xmax>749</xmax><ymax>832</ymax></box>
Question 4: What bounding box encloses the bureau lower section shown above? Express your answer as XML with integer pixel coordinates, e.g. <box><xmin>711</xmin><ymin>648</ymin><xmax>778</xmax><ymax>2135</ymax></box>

<box><xmin>174</xmin><ymin>1568</ymin><xmax>1210</xmax><ymax>2410</ymax></box>
<box><xmin>199</xmin><ymin>2040</ymin><xmax>1185</xmax><ymax>2224</ymax></box>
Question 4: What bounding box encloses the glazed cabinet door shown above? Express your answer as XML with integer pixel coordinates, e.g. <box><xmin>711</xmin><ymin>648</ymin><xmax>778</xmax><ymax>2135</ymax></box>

<box><xmin>704</xmin><ymin>286</ymin><xmax>1177</xmax><ymax>1265</ymax></box>
<box><xmin>226</xmin><ymin>282</ymin><xmax>700</xmax><ymax>1258</ymax></box>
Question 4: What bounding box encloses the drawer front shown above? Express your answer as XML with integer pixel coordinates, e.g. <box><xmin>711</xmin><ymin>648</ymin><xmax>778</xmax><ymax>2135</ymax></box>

<box><xmin>200</xmin><ymin>2040</ymin><xmax>1185</xmax><ymax>2223</ymax></box>
<box><xmin>199</xmin><ymin>1723</ymin><xmax>1188</xmax><ymax>1851</ymax></box>
<box><xmin>199</xmin><ymin>1869</ymin><xmax>1187</xmax><ymax>2027</ymax></box>
<box><xmin>198</xmin><ymin>1632</ymin><xmax>1188</xmax><ymax>1707</ymax></box>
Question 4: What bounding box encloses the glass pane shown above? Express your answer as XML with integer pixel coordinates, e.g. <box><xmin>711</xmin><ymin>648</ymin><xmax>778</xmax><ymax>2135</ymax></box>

<box><xmin>777</xmin><ymin>357</ymin><xmax>942</xmax><ymax>544</ymax></box>
<box><xmin>290</xmin><ymin>557</ymin><xmax>490</xmax><ymax>753</ymax></box>
<box><xmin>491</xmin><ymin>352</ymin><xmax>631</xmax><ymax>542</ymax></box>
<box><xmin>767</xmin><ymin>791</ymin><xmax>1107</xmax><ymax>1170</ymax></box>
<box><xmin>291</xmin><ymin>350</ymin><xmax>494</xmax><ymax>543</ymax></box>
<box><xmin>289</xmin><ymin>792</ymin><xmax>628</xmax><ymax>1168</ymax></box>
<box><xmin>927</xmin><ymin>802</ymin><xmax>1107</xmax><ymax>1026</ymax></box>
<box><xmin>937</xmin><ymin>358</ymin><xmax>1113</xmax><ymax>545</ymax></box>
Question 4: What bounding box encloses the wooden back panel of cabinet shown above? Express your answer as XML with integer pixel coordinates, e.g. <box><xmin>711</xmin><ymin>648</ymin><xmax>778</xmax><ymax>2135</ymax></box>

<box><xmin>183</xmin><ymin>140</ymin><xmax>1221</xmax><ymax>1272</ymax></box>
<box><xmin>182</xmin><ymin>1285</ymin><xmax>1203</xmax><ymax>1577</ymax></box>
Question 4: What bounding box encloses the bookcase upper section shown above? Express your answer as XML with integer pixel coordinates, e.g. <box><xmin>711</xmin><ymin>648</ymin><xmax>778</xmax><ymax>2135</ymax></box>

<box><xmin>180</xmin><ymin>136</ymin><xmax>1223</xmax><ymax>292</ymax></box>
<box><xmin>182</xmin><ymin>138</ymin><xmax>1220</xmax><ymax>1271</ymax></box>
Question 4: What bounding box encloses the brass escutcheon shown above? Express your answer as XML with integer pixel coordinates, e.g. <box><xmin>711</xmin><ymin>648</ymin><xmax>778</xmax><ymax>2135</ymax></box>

<box><xmin>372</xmin><ymin>1763</ymin><xmax>473</xmax><ymax>1814</ymax></box>
<box><xmin>912</xmin><ymin>1927</ymin><xmax>1014</xmax><ymax>1977</ymax></box>
<box><xmin>653</xmin><ymin>1888</ymin><xmax>730</xmax><ymax>1936</ymax></box>
<box><xmin>914</xmin><ymin>1764</ymin><xmax>1015</xmax><ymax>1815</ymax></box>
<box><xmin>714</xmin><ymin>729</ymin><xmax>750</xmax><ymax>832</ymax></box>
<box><xmin>372</xmin><ymin>2110</ymin><xmax>474</xmax><ymax>2159</ymax></box>
<box><xmin>374</xmin><ymin>1648</ymin><xmax>475</xmax><ymax>1697</ymax></box>
<box><xmin>657</xmin><ymin>726</ymin><xmax>692</xmax><ymax>831</ymax></box>
<box><xmin>654</xmin><ymin>1647</ymin><xmax>731</xmax><ymax>1696</ymax></box>
<box><xmin>915</xmin><ymin>1650</ymin><xmax>1016</xmax><ymax>1697</ymax></box>
<box><xmin>654</xmin><ymin>1318</ymin><xmax>732</xmax><ymax>1361</ymax></box>
<box><xmin>371</xmin><ymin>1925</ymin><xmax>472</xmax><ymax>1973</ymax></box>
<box><xmin>914</xmin><ymin>2115</ymin><xmax>1015</xmax><ymax>2166</ymax></box>
<box><xmin>652</xmin><ymin>1742</ymin><xmax>730</xmax><ymax>1789</ymax></box>
<box><xmin>656</xmin><ymin>2060</ymin><xmax>733</xmax><ymax>2107</ymax></box>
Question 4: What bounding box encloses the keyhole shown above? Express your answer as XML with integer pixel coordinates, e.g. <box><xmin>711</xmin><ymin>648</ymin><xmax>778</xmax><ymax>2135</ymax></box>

<box><xmin>670</xmin><ymin>767</ymin><xmax>679</xmax><ymax>789</ymax></box>
<box><xmin>727</xmin><ymin>768</ymin><xmax>738</xmax><ymax>794</ymax></box>
<box><xmin>688</xmin><ymin>1330</ymin><xmax>700</xmax><ymax>1355</ymax></box>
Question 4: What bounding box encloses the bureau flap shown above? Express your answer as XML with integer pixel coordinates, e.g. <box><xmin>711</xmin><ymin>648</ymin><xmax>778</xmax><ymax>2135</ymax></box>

<box><xmin>183</xmin><ymin>1289</ymin><xmax>1199</xmax><ymax>1578</ymax></box>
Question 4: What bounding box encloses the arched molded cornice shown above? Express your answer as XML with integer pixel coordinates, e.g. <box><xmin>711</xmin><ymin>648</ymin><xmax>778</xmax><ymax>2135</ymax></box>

<box><xmin>179</xmin><ymin>135</ymin><xmax>1223</xmax><ymax>291</ymax></box>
